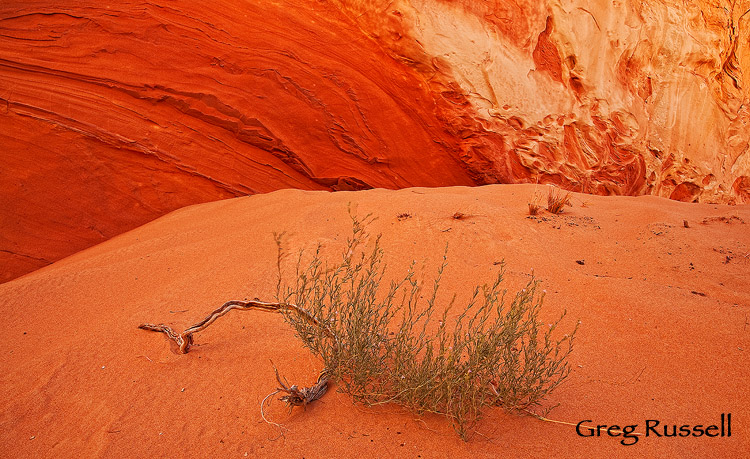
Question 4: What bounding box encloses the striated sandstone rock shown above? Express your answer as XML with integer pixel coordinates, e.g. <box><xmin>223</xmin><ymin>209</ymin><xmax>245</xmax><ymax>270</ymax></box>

<box><xmin>336</xmin><ymin>0</ymin><xmax>750</xmax><ymax>200</ymax></box>
<box><xmin>0</xmin><ymin>0</ymin><xmax>477</xmax><ymax>282</ymax></box>
<box><xmin>1</xmin><ymin>0</ymin><xmax>748</xmax><ymax>282</ymax></box>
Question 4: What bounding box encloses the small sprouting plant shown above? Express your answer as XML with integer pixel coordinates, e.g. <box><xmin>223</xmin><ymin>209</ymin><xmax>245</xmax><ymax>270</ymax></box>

<box><xmin>276</xmin><ymin>213</ymin><xmax>577</xmax><ymax>439</ymax></box>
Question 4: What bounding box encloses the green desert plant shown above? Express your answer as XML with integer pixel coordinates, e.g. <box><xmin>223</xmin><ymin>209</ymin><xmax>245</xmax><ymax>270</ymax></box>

<box><xmin>276</xmin><ymin>213</ymin><xmax>577</xmax><ymax>439</ymax></box>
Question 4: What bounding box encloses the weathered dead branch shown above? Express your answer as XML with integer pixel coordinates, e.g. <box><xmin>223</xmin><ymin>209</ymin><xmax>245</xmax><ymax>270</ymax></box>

<box><xmin>139</xmin><ymin>299</ymin><xmax>334</xmax><ymax>353</ymax></box>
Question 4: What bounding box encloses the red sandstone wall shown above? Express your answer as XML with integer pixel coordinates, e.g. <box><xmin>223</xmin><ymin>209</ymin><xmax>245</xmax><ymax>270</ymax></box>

<box><xmin>1</xmin><ymin>0</ymin><xmax>748</xmax><ymax>282</ymax></box>
<box><xmin>0</xmin><ymin>0</ymin><xmax>478</xmax><ymax>282</ymax></box>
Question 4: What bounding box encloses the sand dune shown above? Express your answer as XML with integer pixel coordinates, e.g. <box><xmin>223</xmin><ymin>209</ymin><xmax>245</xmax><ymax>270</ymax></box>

<box><xmin>0</xmin><ymin>185</ymin><xmax>747</xmax><ymax>456</ymax></box>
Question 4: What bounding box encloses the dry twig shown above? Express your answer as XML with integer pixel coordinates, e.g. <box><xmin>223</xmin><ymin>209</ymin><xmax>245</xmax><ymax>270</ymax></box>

<box><xmin>139</xmin><ymin>299</ymin><xmax>333</xmax><ymax>354</ymax></box>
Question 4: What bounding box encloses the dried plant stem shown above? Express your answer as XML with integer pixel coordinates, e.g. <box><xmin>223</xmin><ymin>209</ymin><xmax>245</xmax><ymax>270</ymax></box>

<box><xmin>139</xmin><ymin>299</ymin><xmax>333</xmax><ymax>354</ymax></box>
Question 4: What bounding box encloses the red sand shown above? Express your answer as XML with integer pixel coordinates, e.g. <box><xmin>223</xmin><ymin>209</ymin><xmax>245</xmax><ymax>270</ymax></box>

<box><xmin>1</xmin><ymin>184</ymin><xmax>748</xmax><ymax>456</ymax></box>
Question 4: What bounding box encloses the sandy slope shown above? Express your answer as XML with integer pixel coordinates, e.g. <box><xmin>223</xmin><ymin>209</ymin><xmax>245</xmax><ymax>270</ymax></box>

<box><xmin>0</xmin><ymin>184</ymin><xmax>748</xmax><ymax>457</ymax></box>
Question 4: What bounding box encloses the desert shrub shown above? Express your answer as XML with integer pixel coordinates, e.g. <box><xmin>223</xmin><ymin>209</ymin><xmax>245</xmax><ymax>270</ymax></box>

<box><xmin>275</xmin><ymin>213</ymin><xmax>577</xmax><ymax>439</ymax></box>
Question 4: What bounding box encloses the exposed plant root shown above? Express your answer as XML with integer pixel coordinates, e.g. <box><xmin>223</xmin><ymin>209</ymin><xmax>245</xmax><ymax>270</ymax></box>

<box><xmin>139</xmin><ymin>299</ymin><xmax>333</xmax><ymax>354</ymax></box>
<box><xmin>138</xmin><ymin>322</ymin><xmax>194</xmax><ymax>353</ymax></box>
<box><xmin>141</xmin><ymin>298</ymin><xmax>335</xmax><ymax>425</ymax></box>
<box><xmin>260</xmin><ymin>389</ymin><xmax>287</xmax><ymax>436</ymax></box>
<box><xmin>258</xmin><ymin>366</ymin><xmax>330</xmax><ymax>439</ymax></box>
<box><xmin>273</xmin><ymin>365</ymin><xmax>330</xmax><ymax>409</ymax></box>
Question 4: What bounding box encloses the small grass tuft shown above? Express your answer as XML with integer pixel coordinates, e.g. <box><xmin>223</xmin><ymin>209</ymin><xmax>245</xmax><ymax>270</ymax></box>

<box><xmin>528</xmin><ymin>202</ymin><xmax>542</xmax><ymax>216</ymax></box>
<box><xmin>528</xmin><ymin>186</ymin><xmax>543</xmax><ymax>215</ymax></box>
<box><xmin>547</xmin><ymin>187</ymin><xmax>572</xmax><ymax>214</ymax></box>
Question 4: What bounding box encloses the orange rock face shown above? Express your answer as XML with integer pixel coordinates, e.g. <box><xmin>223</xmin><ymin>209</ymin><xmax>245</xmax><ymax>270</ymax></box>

<box><xmin>336</xmin><ymin>0</ymin><xmax>750</xmax><ymax>200</ymax></box>
<box><xmin>1</xmin><ymin>0</ymin><xmax>748</xmax><ymax>282</ymax></box>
